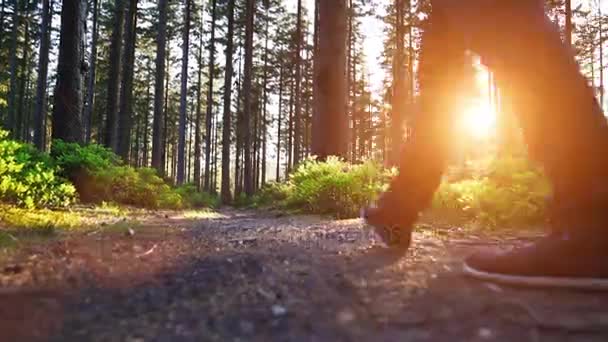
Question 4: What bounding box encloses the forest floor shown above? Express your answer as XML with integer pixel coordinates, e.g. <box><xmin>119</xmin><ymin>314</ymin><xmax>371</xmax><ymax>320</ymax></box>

<box><xmin>1</xmin><ymin>209</ymin><xmax>608</xmax><ymax>342</ymax></box>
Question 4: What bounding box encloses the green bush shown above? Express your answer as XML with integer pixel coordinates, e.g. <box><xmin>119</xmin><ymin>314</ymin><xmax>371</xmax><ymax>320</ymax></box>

<box><xmin>174</xmin><ymin>184</ymin><xmax>220</xmax><ymax>208</ymax></box>
<box><xmin>282</xmin><ymin>157</ymin><xmax>392</xmax><ymax>218</ymax></box>
<box><xmin>51</xmin><ymin>140</ymin><xmax>120</xmax><ymax>175</ymax></box>
<box><xmin>0</xmin><ymin>130</ymin><xmax>76</xmax><ymax>208</ymax></box>
<box><xmin>433</xmin><ymin>156</ymin><xmax>551</xmax><ymax>227</ymax></box>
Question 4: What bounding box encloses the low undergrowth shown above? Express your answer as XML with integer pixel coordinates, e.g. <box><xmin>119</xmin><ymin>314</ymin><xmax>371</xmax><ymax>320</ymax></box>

<box><xmin>254</xmin><ymin>156</ymin><xmax>551</xmax><ymax>227</ymax></box>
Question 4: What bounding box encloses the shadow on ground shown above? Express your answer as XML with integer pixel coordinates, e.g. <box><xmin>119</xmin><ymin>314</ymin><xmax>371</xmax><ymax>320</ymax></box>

<box><xmin>2</xmin><ymin>210</ymin><xmax>608</xmax><ymax>341</ymax></box>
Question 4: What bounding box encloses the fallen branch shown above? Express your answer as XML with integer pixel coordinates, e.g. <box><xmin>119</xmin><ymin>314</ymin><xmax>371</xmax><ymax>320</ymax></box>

<box><xmin>136</xmin><ymin>244</ymin><xmax>158</xmax><ymax>258</ymax></box>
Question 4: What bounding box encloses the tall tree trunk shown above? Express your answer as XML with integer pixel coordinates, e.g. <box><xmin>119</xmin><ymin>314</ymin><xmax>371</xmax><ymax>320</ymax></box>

<box><xmin>84</xmin><ymin>0</ymin><xmax>100</xmax><ymax>143</ymax></box>
<box><xmin>34</xmin><ymin>0</ymin><xmax>51</xmax><ymax>149</ymax></box>
<box><xmin>194</xmin><ymin>14</ymin><xmax>204</xmax><ymax>190</ymax></box>
<box><xmin>6</xmin><ymin>0</ymin><xmax>20</xmax><ymax>135</ymax></box>
<box><xmin>204</xmin><ymin>0</ymin><xmax>217</xmax><ymax>191</ymax></box>
<box><xmin>143</xmin><ymin>70</ymin><xmax>152</xmax><ymax>166</ymax></box>
<box><xmin>117</xmin><ymin>0</ymin><xmax>138</xmax><ymax>161</ymax></box>
<box><xmin>276</xmin><ymin>64</ymin><xmax>283</xmax><ymax>182</ymax></box>
<box><xmin>16</xmin><ymin>1</ymin><xmax>30</xmax><ymax>140</ymax></box>
<box><xmin>287</xmin><ymin>78</ymin><xmax>293</xmax><ymax>174</ymax></box>
<box><xmin>389</xmin><ymin>0</ymin><xmax>406</xmax><ymax>165</ymax></box>
<box><xmin>221</xmin><ymin>0</ymin><xmax>235</xmax><ymax>203</ymax></box>
<box><xmin>312</xmin><ymin>0</ymin><xmax>348</xmax><ymax>159</ymax></box>
<box><xmin>152</xmin><ymin>0</ymin><xmax>168</xmax><ymax>174</ymax></box>
<box><xmin>177</xmin><ymin>0</ymin><xmax>191</xmax><ymax>185</ymax></box>
<box><xmin>243</xmin><ymin>0</ymin><xmax>255</xmax><ymax>196</ymax></box>
<box><xmin>0</xmin><ymin>0</ymin><xmax>6</xmax><ymax>55</ymax></box>
<box><xmin>105</xmin><ymin>0</ymin><xmax>126</xmax><ymax>150</ymax></box>
<box><xmin>599</xmin><ymin>4</ymin><xmax>605</xmax><ymax>111</ymax></box>
<box><xmin>565</xmin><ymin>0</ymin><xmax>572</xmax><ymax>47</ymax></box>
<box><xmin>293</xmin><ymin>0</ymin><xmax>302</xmax><ymax>166</ymax></box>
<box><xmin>52</xmin><ymin>0</ymin><xmax>86</xmax><ymax>143</ymax></box>
<box><xmin>261</xmin><ymin>1</ymin><xmax>270</xmax><ymax>186</ymax></box>
<box><xmin>235</xmin><ymin>44</ymin><xmax>243</xmax><ymax>196</ymax></box>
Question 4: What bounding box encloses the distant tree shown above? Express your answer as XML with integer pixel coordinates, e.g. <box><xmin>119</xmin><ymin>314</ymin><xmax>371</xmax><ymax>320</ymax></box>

<box><xmin>176</xmin><ymin>0</ymin><xmax>192</xmax><ymax>185</ymax></box>
<box><xmin>152</xmin><ymin>0</ymin><xmax>169</xmax><ymax>174</ymax></box>
<box><xmin>105</xmin><ymin>0</ymin><xmax>126</xmax><ymax>150</ymax></box>
<box><xmin>34</xmin><ymin>0</ymin><xmax>52</xmax><ymax>149</ymax></box>
<box><xmin>221</xmin><ymin>0</ymin><xmax>236</xmax><ymax>203</ymax></box>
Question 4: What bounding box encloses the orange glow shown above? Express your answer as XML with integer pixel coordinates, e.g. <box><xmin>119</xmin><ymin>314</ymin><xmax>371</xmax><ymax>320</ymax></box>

<box><xmin>461</xmin><ymin>101</ymin><xmax>497</xmax><ymax>139</ymax></box>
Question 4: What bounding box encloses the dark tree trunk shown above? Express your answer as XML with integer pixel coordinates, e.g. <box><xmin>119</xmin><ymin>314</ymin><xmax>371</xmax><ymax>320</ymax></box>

<box><xmin>117</xmin><ymin>0</ymin><xmax>138</xmax><ymax>161</ymax></box>
<box><xmin>0</xmin><ymin>0</ymin><xmax>6</xmax><ymax>54</ymax></box>
<box><xmin>293</xmin><ymin>0</ymin><xmax>302</xmax><ymax>166</ymax></box>
<box><xmin>83</xmin><ymin>0</ymin><xmax>99</xmax><ymax>143</ymax></box>
<box><xmin>276</xmin><ymin>64</ymin><xmax>283</xmax><ymax>182</ymax></box>
<box><xmin>221</xmin><ymin>0</ymin><xmax>235</xmax><ymax>203</ymax></box>
<box><xmin>52</xmin><ymin>0</ymin><xmax>86</xmax><ymax>143</ymax></box>
<box><xmin>34</xmin><ymin>0</ymin><xmax>51</xmax><ymax>149</ymax></box>
<box><xmin>565</xmin><ymin>0</ymin><xmax>572</xmax><ymax>47</ymax></box>
<box><xmin>6</xmin><ymin>0</ymin><xmax>20</xmax><ymax>135</ymax></box>
<box><xmin>151</xmin><ymin>0</ymin><xmax>168</xmax><ymax>174</ymax></box>
<box><xmin>204</xmin><ymin>0</ymin><xmax>217</xmax><ymax>191</ymax></box>
<box><xmin>105</xmin><ymin>0</ymin><xmax>126</xmax><ymax>150</ymax></box>
<box><xmin>243</xmin><ymin>0</ymin><xmax>255</xmax><ymax>196</ymax></box>
<box><xmin>16</xmin><ymin>1</ymin><xmax>30</xmax><ymax>140</ymax></box>
<box><xmin>177</xmin><ymin>0</ymin><xmax>191</xmax><ymax>185</ymax></box>
<box><xmin>261</xmin><ymin>1</ymin><xmax>270</xmax><ymax>186</ymax></box>
<box><xmin>389</xmin><ymin>0</ymin><xmax>406</xmax><ymax>165</ymax></box>
<box><xmin>194</xmin><ymin>16</ymin><xmax>204</xmax><ymax>190</ymax></box>
<box><xmin>143</xmin><ymin>70</ymin><xmax>152</xmax><ymax>166</ymax></box>
<box><xmin>312</xmin><ymin>0</ymin><xmax>348</xmax><ymax>159</ymax></box>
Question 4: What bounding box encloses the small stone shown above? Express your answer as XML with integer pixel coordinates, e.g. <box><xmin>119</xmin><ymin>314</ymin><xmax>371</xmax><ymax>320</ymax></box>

<box><xmin>477</xmin><ymin>327</ymin><xmax>493</xmax><ymax>339</ymax></box>
<box><xmin>126</xmin><ymin>228</ymin><xmax>135</xmax><ymax>237</ymax></box>
<box><xmin>337</xmin><ymin>309</ymin><xmax>356</xmax><ymax>324</ymax></box>
<box><xmin>271</xmin><ymin>304</ymin><xmax>287</xmax><ymax>317</ymax></box>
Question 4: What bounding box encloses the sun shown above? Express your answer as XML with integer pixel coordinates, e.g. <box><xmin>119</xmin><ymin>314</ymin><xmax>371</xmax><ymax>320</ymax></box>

<box><xmin>461</xmin><ymin>101</ymin><xmax>497</xmax><ymax>139</ymax></box>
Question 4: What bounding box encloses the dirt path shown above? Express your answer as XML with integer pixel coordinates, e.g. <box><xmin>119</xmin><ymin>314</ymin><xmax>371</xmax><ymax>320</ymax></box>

<box><xmin>1</xmin><ymin>209</ymin><xmax>608</xmax><ymax>341</ymax></box>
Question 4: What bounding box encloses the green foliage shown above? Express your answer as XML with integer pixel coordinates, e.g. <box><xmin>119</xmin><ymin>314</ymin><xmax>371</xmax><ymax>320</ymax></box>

<box><xmin>0</xmin><ymin>130</ymin><xmax>76</xmax><ymax>208</ymax></box>
<box><xmin>257</xmin><ymin>158</ymin><xmax>392</xmax><ymax>218</ymax></box>
<box><xmin>49</xmin><ymin>139</ymin><xmax>216</xmax><ymax>210</ymax></box>
<box><xmin>433</xmin><ymin>156</ymin><xmax>551</xmax><ymax>227</ymax></box>
<box><xmin>174</xmin><ymin>184</ymin><xmax>220</xmax><ymax>209</ymax></box>
<box><xmin>0</xmin><ymin>205</ymin><xmax>82</xmax><ymax>231</ymax></box>
<box><xmin>51</xmin><ymin>140</ymin><xmax>120</xmax><ymax>175</ymax></box>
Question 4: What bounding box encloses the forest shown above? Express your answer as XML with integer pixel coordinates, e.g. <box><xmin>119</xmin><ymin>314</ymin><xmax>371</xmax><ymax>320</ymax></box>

<box><xmin>3</xmin><ymin>1</ymin><xmax>608</xmax><ymax>340</ymax></box>
<box><xmin>0</xmin><ymin>0</ymin><xmax>606</xmax><ymax>216</ymax></box>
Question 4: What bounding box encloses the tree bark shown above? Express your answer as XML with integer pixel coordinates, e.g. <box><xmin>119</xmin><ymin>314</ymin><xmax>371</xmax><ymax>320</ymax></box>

<box><xmin>204</xmin><ymin>0</ymin><xmax>217</xmax><ymax>191</ymax></box>
<box><xmin>243</xmin><ymin>0</ymin><xmax>255</xmax><ymax>196</ymax></box>
<box><xmin>312</xmin><ymin>0</ymin><xmax>348</xmax><ymax>159</ymax></box>
<box><xmin>177</xmin><ymin>0</ymin><xmax>192</xmax><ymax>185</ymax></box>
<box><xmin>52</xmin><ymin>0</ymin><xmax>86</xmax><ymax>143</ymax></box>
<box><xmin>6</xmin><ymin>0</ymin><xmax>20</xmax><ymax>135</ymax></box>
<box><xmin>565</xmin><ymin>0</ymin><xmax>572</xmax><ymax>47</ymax></box>
<box><xmin>83</xmin><ymin>0</ymin><xmax>99</xmax><ymax>143</ymax></box>
<box><xmin>16</xmin><ymin>0</ymin><xmax>30</xmax><ymax>140</ymax></box>
<box><xmin>105</xmin><ymin>0</ymin><xmax>126</xmax><ymax>150</ymax></box>
<box><xmin>293</xmin><ymin>0</ymin><xmax>303</xmax><ymax>166</ymax></box>
<box><xmin>151</xmin><ymin>0</ymin><xmax>168</xmax><ymax>174</ymax></box>
<box><xmin>194</xmin><ymin>15</ymin><xmax>204</xmax><ymax>190</ymax></box>
<box><xmin>221</xmin><ymin>0</ymin><xmax>235</xmax><ymax>203</ymax></box>
<box><xmin>34</xmin><ymin>0</ymin><xmax>52</xmax><ymax>149</ymax></box>
<box><xmin>117</xmin><ymin>0</ymin><xmax>138</xmax><ymax>161</ymax></box>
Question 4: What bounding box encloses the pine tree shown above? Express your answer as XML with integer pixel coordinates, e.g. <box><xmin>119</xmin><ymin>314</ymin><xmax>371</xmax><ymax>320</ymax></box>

<box><xmin>34</xmin><ymin>0</ymin><xmax>52</xmax><ymax>149</ymax></box>
<box><xmin>176</xmin><ymin>0</ymin><xmax>192</xmax><ymax>185</ymax></box>
<box><xmin>52</xmin><ymin>0</ymin><xmax>87</xmax><ymax>143</ymax></box>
